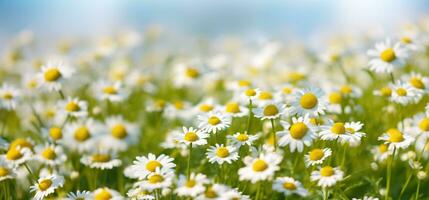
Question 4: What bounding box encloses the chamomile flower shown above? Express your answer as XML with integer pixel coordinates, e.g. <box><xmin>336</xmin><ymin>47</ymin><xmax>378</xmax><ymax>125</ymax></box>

<box><xmin>175</xmin><ymin>173</ymin><xmax>209</xmax><ymax>197</ymax></box>
<box><xmin>238</xmin><ymin>153</ymin><xmax>282</xmax><ymax>183</ymax></box>
<box><xmin>127</xmin><ymin>186</ymin><xmax>155</xmax><ymax>200</ymax></box>
<box><xmin>173</xmin><ymin>63</ymin><xmax>203</xmax><ymax>87</ymax></box>
<box><xmin>253</xmin><ymin>102</ymin><xmax>285</xmax><ymax>120</ymax></box>
<box><xmin>371</xmin><ymin>144</ymin><xmax>392</xmax><ymax>162</ymax></box>
<box><xmin>304</xmin><ymin>148</ymin><xmax>332</xmax><ymax>167</ymax></box>
<box><xmin>206</xmin><ymin>144</ymin><xmax>239</xmax><ymax>165</ymax></box>
<box><xmin>80</xmin><ymin>151</ymin><xmax>122</xmax><ymax>170</ymax></box>
<box><xmin>101</xmin><ymin>116</ymin><xmax>139</xmax><ymax>152</ymax></box>
<box><xmin>402</xmin><ymin>72</ymin><xmax>429</xmax><ymax>92</ymax></box>
<box><xmin>30</xmin><ymin>174</ymin><xmax>64</xmax><ymax>200</ymax></box>
<box><xmin>240</xmin><ymin>88</ymin><xmax>261</xmax><ymax>102</ymax></box>
<box><xmin>198</xmin><ymin>111</ymin><xmax>231</xmax><ymax>134</ymax></box>
<box><xmin>0</xmin><ymin>157</ymin><xmax>17</xmax><ymax>181</ymax></box>
<box><xmin>223</xmin><ymin>101</ymin><xmax>248</xmax><ymax>117</ymax></box>
<box><xmin>34</xmin><ymin>143</ymin><xmax>67</xmax><ymax>166</ymax></box>
<box><xmin>390</xmin><ymin>81</ymin><xmax>422</xmax><ymax>105</ymax></box>
<box><xmin>220</xmin><ymin>188</ymin><xmax>251</xmax><ymax>200</ymax></box>
<box><xmin>37</xmin><ymin>60</ymin><xmax>73</xmax><ymax>91</ymax></box>
<box><xmin>227</xmin><ymin>132</ymin><xmax>258</xmax><ymax>147</ymax></box>
<box><xmin>272</xmin><ymin>177</ymin><xmax>308</xmax><ymax>197</ymax></box>
<box><xmin>255</xmin><ymin>90</ymin><xmax>276</xmax><ymax>106</ymax></box>
<box><xmin>95</xmin><ymin>81</ymin><xmax>128</xmax><ymax>102</ymax></box>
<box><xmin>278</xmin><ymin>116</ymin><xmax>317</xmax><ymax>152</ymax></box>
<box><xmin>367</xmin><ymin>39</ymin><xmax>408</xmax><ymax>73</ymax></box>
<box><xmin>3</xmin><ymin>146</ymin><xmax>32</xmax><ymax>166</ymax></box>
<box><xmin>59</xmin><ymin>97</ymin><xmax>88</xmax><ymax>118</ymax></box>
<box><xmin>194</xmin><ymin>98</ymin><xmax>218</xmax><ymax>114</ymax></box>
<box><xmin>345</xmin><ymin>121</ymin><xmax>366</xmax><ymax>146</ymax></box>
<box><xmin>378</xmin><ymin>128</ymin><xmax>414</xmax><ymax>150</ymax></box>
<box><xmin>0</xmin><ymin>84</ymin><xmax>20</xmax><ymax>110</ymax></box>
<box><xmin>289</xmin><ymin>87</ymin><xmax>327</xmax><ymax>117</ymax></box>
<box><xmin>177</xmin><ymin>127</ymin><xmax>208</xmax><ymax>146</ymax></box>
<box><xmin>319</xmin><ymin>122</ymin><xmax>353</xmax><ymax>143</ymax></box>
<box><xmin>196</xmin><ymin>184</ymin><xmax>229</xmax><ymax>200</ymax></box>
<box><xmin>139</xmin><ymin>168</ymin><xmax>174</xmax><ymax>191</ymax></box>
<box><xmin>63</xmin><ymin>119</ymin><xmax>101</xmax><ymax>152</ymax></box>
<box><xmin>91</xmin><ymin>187</ymin><xmax>123</xmax><ymax>200</ymax></box>
<box><xmin>311</xmin><ymin>166</ymin><xmax>344</xmax><ymax>187</ymax></box>
<box><xmin>66</xmin><ymin>190</ymin><xmax>91</xmax><ymax>200</ymax></box>
<box><xmin>124</xmin><ymin>153</ymin><xmax>176</xmax><ymax>180</ymax></box>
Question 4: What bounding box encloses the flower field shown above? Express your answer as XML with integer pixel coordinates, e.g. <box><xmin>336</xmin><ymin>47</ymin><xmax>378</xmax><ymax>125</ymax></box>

<box><xmin>1</xmin><ymin>20</ymin><xmax>429</xmax><ymax>200</ymax></box>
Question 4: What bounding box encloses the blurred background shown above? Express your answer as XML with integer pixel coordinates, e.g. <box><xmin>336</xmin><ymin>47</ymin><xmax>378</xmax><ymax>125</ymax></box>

<box><xmin>0</xmin><ymin>0</ymin><xmax>428</xmax><ymax>40</ymax></box>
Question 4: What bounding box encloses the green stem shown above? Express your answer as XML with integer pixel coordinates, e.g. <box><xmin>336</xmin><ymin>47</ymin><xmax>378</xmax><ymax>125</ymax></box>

<box><xmin>399</xmin><ymin>171</ymin><xmax>412</xmax><ymax>199</ymax></box>
<box><xmin>270</xmin><ymin>119</ymin><xmax>277</xmax><ymax>151</ymax></box>
<box><xmin>186</xmin><ymin>143</ymin><xmax>193</xmax><ymax>180</ymax></box>
<box><xmin>23</xmin><ymin>163</ymin><xmax>37</xmax><ymax>183</ymax></box>
<box><xmin>389</xmin><ymin>73</ymin><xmax>395</xmax><ymax>84</ymax></box>
<box><xmin>323</xmin><ymin>187</ymin><xmax>328</xmax><ymax>200</ymax></box>
<box><xmin>385</xmin><ymin>147</ymin><xmax>396</xmax><ymax>200</ymax></box>
<box><xmin>58</xmin><ymin>89</ymin><xmax>65</xmax><ymax>99</ymax></box>
<box><xmin>415</xmin><ymin>180</ymin><xmax>421</xmax><ymax>200</ymax></box>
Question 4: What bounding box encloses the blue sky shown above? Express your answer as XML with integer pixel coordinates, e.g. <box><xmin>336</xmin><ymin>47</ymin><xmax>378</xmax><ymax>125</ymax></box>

<box><xmin>0</xmin><ymin>0</ymin><xmax>428</xmax><ymax>38</ymax></box>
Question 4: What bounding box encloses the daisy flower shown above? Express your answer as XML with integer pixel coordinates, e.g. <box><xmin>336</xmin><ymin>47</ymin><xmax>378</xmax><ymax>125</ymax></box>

<box><xmin>0</xmin><ymin>157</ymin><xmax>17</xmax><ymax>181</ymax></box>
<box><xmin>8</xmin><ymin>137</ymin><xmax>35</xmax><ymax>151</ymax></box>
<box><xmin>253</xmin><ymin>102</ymin><xmax>285</xmax><ymax>120</ymax></box>
<box><xmin>373</xmin><ymin>86</ymin><xmax>393</xmax><ymax>98</ymax></box>
<box><xmin>367</xmin><ymin>39</ymin><xmax>408</xmax><ymax>73</ymax></box>
<box><xmin>240</xmin><ymin>88</ymin><xmax>261</xmax><ymax>102</ymax></box>
<box><xmin>278</xmin><ymin>116</ymin><xmax>317</xmax><ymax>152</ymax></box>
<box><xmin>403</xmin><ymin>72</ymin><xmax>429</xmax><ymax>92</ymax></box>
<box><xmin>63</xmin><ymin>119</ymin><xmax>101</xmax><ymax>152</ymax></box>
<box><xmin>177</xmin><ymin>127</ymin><xmax>208</xmax><ymax>146</ymax></box>
<box><xmin>371</xmin><ymin>144</ymin><xmax>392</xmax><ymax>162</ymax></box>
<box><xmin>345</xmin><ymin>121</ymin><xmax>366</xmax><ymax>146</ymax></box>
<box><xmin>66</xmin><ymin>190</ymin><xmax>91</xmax><ymax>200</ymax></box>
<box><xmin>91</xmin><ymin>187</ymin><xmax>123</xmax><ymax>200</ymax></box>
<box><xmin>3</xmin><ymin>146</ymin><xmax>32</xmax><ymax>166</ymax></box>
<box><xmin>311</xmin><ymin>166</ymin><xmax>344</xmax><ymax>188</ymax></box>
<box><xmin>390</xmin><ymin>81</ymin><xmax>423</xmax><ymax>105</ymax></box>
<box><xmin>95</xmin><ymin>81</ymin><xmax>128</xmax><ymax>102</ymax></box>
<box><xmin>378</xmin><ymin>128</ymin><xmax>414</xmax><ymax>150</ymax></box>
<box><xmin>127</xmin><ymin>186</ymin><xmax>155</xmax><ymax>200</ymax></box>
<box><xmin>255</xmin><ymin>90</ymin><xmax>276</xmax><ymax>106</ymax></box>
<box><xmin>206</xmin><ymin>144</ymin><xmax>239</xmax><ymax>165</ymax></box>
<box><xmin>34</xmin><ymin>143</ymin><xmax>67</xmax><ymax>166</ymax></box>
<box><xmin>223</xmin><ymin>101</ymin><xmax>248</xmax><ymax>117</ymax></box>
<box><xmin>139</xmin><ymin>168</ymin><xmax>174</xmax><ymax>191</ymax></box>
<box><xmin>227</xmin><ymin>132</ymin><xmax>258</xmax><ymax>147</ymax></box>
<box><xmin>80</xmin><ymin>151</ymin><xmax>122</xmax><ymax>170</ymax></box>
<box><xmin>124</xmin><ymin>153</ymin><xmax>176</xmax><ymax>180</ymax></box>
<box><xmin>175</xmin><ymin>173</ymin><xmax>209</xmax><ymax>197</ymax></box>
<box><xmin>304</xmin><ymin>148</ymin><xmax>332</xmax><ymax>167</ymax></box>
<box><xmin>238</xmin><ymin>153</ymin><xmax>282</xmax><ymax>183</ymax></box>
<box><xmin>352</xmin><ymin>196</ymin><xmax>380</xmax><ymax>200</ymax></box>
<box><xmin>30</xmin><ymin>174</ymin><xmax>64</xmax><ymax>200</ymax></box>
<box><xmin>289</xmin><ymin>87</ymin><xmax>327</xmax><ymax>117</ymax></box>
<box><xmin>173</xmin><ymin>63</ymin><xmax>202</xmax><ymax>88</ymax></box>
<box><xmin>198</xmin><ymin>111</ymin><xmax>231</xmax><ymax>134</ymax></box>
<box><xmin>59</xmin><ymin>97</ymin><xmax>88</xmax><ymax>118</ymax></box>
<box><xmin>272</xmin><ymin>177</ymin><xmax>308</xmax><ymax>197</ymax></box>
<box><xmin>100</xmin><ymin>116</ymin><xmax>139</xmax><ymax>152</ymax></box>
<box><xmin>319</xmin><ymin>122</ymin><xmax>353</xmax><ymax>143</ymax></box>
<box><xmin>196</xmin><ymin>184</ymin><xmax>229</xmax><ymax>200</ymax></box>
<box><xmin>220</xmin><ymin>188</ymin><xmax>251</xmax><ymax>200</ymax></box>
<box><xmin>194</xmin><ymin>98</ymin><xmax>218</xmax><ymax>114</ymax></box>
<box><xmin>0</xmin><ymin>84</ymin><xmax>20</xmax><ymax>110</ymax></box>
<box><xmin>37</xmin><ymin>59</ymin><xmax>73</xmax><ymax>91</ymax></box>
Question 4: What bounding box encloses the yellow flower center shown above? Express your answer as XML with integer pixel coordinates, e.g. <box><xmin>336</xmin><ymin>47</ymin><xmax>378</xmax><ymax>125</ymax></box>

<box><xmin>288</xmin><ymin>72</ymin><xmax>306</xmax><ymax>82</ymax></box>
<box><xmin>2</xmin><ymin>92</ymin><xmax>13</xmax><ymax>100</ymax></box>
<box><xmin>300</xmin><ymin>93</ymin><xmax>318</xmax><ymax>109</ymax></box>
<box><xmin>146</xmin><ymin>160</ymin><xmax>162</xmax><ymax>172</ymax></box>
<box><xmin>208</xmin><ymin>116</ymin><xmax>221</xmax><ymax>125</ymax></box>
<box><xmin>331</xmin><ymin>123</ymin><xmax>345</xmax><ymax>134</ymax></box>
<box><xmin>329</xmin><ymin>92</ymin><xmax>342</xmax><ymax>104</ymax></box>
<box><xmin>92</xmin><ymin>154</ymin><xmax>111</xmax><ymax>163</ymax></box>
<box><xmin>155</xmin><ymin>99</ymin><xmax>166</xmax><ymax>109</ymax></box>
<box><xmin>309</xmin><ymin>149</ymin><xmax>325</xmax><ymax>161</ymax></box>
<box><xmin>216</xmin><ymin>147</ymin><xmax>230</xmax><ymax>158</ymax></box>
<box><xmin>340</xmin><ymin>85</ymin><xmax>352</xmax><ymax>94</ymax></box>
<box><xmin>259</xmin><ymin>91</ymin><xmax>273</xmax><ymax>100</ymax></box>
<box><xmin>6</xmin><ymin>148</ymin><xmax>23</xmax><ymax>160</ymax></box>
<box><xmin>185</xmin><ymin>67</ymin><xmax>200</xmax><ymax>78</ymax></box>
<box><xmin>282</xmin><ymin>87</ymin><xmax>293</xmax><ymax>94</ymax></box>
<box><xmin>245</xmin><ymin>89</ymin><xmax>257</xmax><ymax>97</ymax></box>
<box><xmin>38</xmin><ymin>179</ymin><xmax>53</xmax><ymax>191</ymax></box>
<box><xmin>379</xmin><ymin>144</ymin><xmax>388</xmax><ymax>153</ymax></box>
<box><xmin>111</xmin><ymin>124</ymin><xmax>128</xmax><ymax>139</ymax></box>
<box><xmin>148</xmin><ymin>174</ymin><xmax>164</xmax><ymax>184</ymax></box>
<box><xmin>419</xmin><ymin>118</ymin><xmax>429</xmax><ymax>132</ymax></box>
<box><xmin>380</xmin><ymin>48</ymin><xmax>396</xmax><ymax>62</ymax></box>
<box><xmin>225</xmin><ymin>102</ymin><xmax>240</xmax><ymax>113</ymax></box>
<box><xmin>74</xmin><ymin>127</ymin><xmax>90</xmax><ymax>142</ymax></box>
<box><xmin>65</xmin><ymin>102</ymin><xmax>80</xmax><ymax>112</ymax></box>
<box><xmin>320</xmin><ymin>166</ymin><xmax>334</xmax><ymax>177</ymax></box>
<box><xmin>410</xmin><ymin>78</ymin><xmax>425</xmax><ymax>89</ymax></box>
<box><xmin>380</xmin><ymin>87</ymin><xmax>392</xmax><ymax>97</ymax></box>
<box><xmin>10</xmin><ymin>138</ymin><xmax>33</xmax><ymax>150</ymax></box>
<box><xmin>41</xmin><ymin>148</ymin><xmax>56</xmax><ymax>160</ymax></box>
<box><xmin>396</xmin><ymin>88</ymin><xmax>407</xmax><ymax>96</ymax></box>
<box><xmin>184</xmin><ymin>132</ymin><xmax>199</xmax><ymax>142</ymax></box>
<box><xmin>49</xmin><ymin>127</ymin><xmax>62</xmax><ymax>140</ymax></box>
<box><xmin>95</xmin><ymin>189</ymin><xmax>112</xmax><ymax>200</ymax></box>
<box><xmin>0</xmin><ymin>167</ymin><xmax>9</xmax><ymax>177</ymax></box>
<box><xmin>252</xmin><ymin>159</ymin><xmax>268</xmax><ymax>172</ymax></box>
<box><xmin>387</xmin><ymin>128</ymin><xmax>404</xmax><ymax>143</ymax></box>
<box><xmin>263</xmin><ymin>104</ymin><xmax>279</xmax><ymax>116</ymax></box>
<box><xmin>401</xmin><ymin>37</ymin><xmax>412</xmax><ymax>44</ymax></box>
<box><xmin>238</xmin><ymin>80</ymin><xmax>251</xmax><ymax>87</ymax></box>
<box><xmin>290</xmin><ymin>122</ymin><xmax>308</xmax><ymax>139</ymax></box>
<box><xmin>186</xmin><ymin>179</ymin><xmax>196</xmax><ymax>187</ymax></box>
<box><xmin>103</xmin><ymin>86</ymin><xmax>117</xmax><ymax>95</ymax></box>
<box><xmin>205</xmin><ymin>187</ymin><xmax>218</xmax><ymax>198</ymax></box>
<box><xmin>283</xmin><ymin>182</ymin><xmax>297</xmax><ymax>190</ymax></box>
<box><xmin>199</xmin><ymin>104</ymin><xmax>214</xmax><ymax>112</ymax></box>
<box><xmin>236</xmin><ymin>134</ymin><xmax>249</xmax><ymax>142</ymax></box>
<box><xmin>44</xmin><ymin>68</ymin><xmax>62</xmax><ymax>82</ymax></box>
<box><xmin>174</xmin><ymin>101</ymin><xmax>184</xmax><ymax>109</ymax></box>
